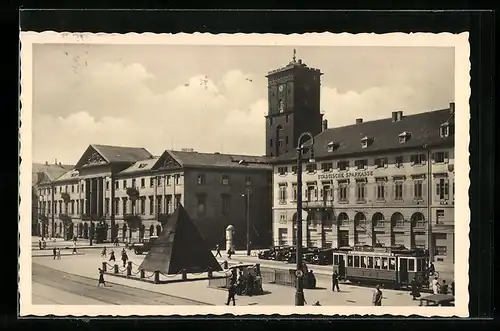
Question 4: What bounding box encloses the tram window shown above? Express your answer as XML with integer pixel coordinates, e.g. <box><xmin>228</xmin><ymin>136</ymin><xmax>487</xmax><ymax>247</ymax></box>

<box><xmin>361</xmin><ymin>256</ymin><xmax>367</xmax><ymax>268</ymax></box>
<box><xmin>333</xmin><ymin>255</ymin><xmax>339</xmax><ymax>266</ymax></box>
<box><xmin>409</xmin><ymin>259</ymin><xmax>415</xmax><ymax>272</ymax></box>
<box><xmin>382</xmin><ymin>257</ymin><xmax>388</xmax><ymax>270</ymax></box>
<box><xmin>416</xmin><ymin>259</ymin><xmax>423</xmax><ymax>272</ymax></box>
<box><xmin>368</xmin><ymin>257</ymin><xmax>374</xmax><ymax>268</ymax></box>
<box><xmin>375</xmin><ymin>257</ymin><xmax>381</xmax><ymax>269</ymax></box>
<box><xmin>389</xmin><ymin>258</ymin><xmax>396</xmax><ymax>270</ymax></box>
<box><xmin>354</xmin><ymin>256</ymin><xmax>360</xmax><ymax>268</ymax></box>
<box><xmin>348</xmin><ymin>256</ymin><xmax>353</xmax><ymax>267</ymax></box>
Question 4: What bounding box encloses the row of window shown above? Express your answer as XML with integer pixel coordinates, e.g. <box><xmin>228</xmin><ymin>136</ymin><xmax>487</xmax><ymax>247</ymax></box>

<box><xmin>39</xmin><ymin>173</ymin><xmax>250</xmax><ymax>196</ymax></box>
<box><xmin>278</xmin><ymin>178</ymin><xmax>453</xmax><ymax>203</ymax></box>
<box><xmin>276</xmin><ymin>152</ymin><xmax>451</xmax><ymax>175</ymax></box>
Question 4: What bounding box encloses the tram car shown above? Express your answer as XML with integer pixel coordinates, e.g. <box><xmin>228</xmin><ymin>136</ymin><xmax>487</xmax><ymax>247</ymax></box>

<box><xmin>332</xmin><ymin>245</ymin><xmax>429</xmax><ymax>289</ymax></box>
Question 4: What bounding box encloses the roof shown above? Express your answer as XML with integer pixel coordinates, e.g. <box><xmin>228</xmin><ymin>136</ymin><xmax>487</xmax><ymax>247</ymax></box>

<box><xmin>32</xmin><ymin>163</ymin><xmax>74</xmax><ymax>186</ymax></box>
<box><xmin>53</xmin><ymin>169</ymin><xmax>80</xmax><ymax>183</ymax></box>
<box><xmin>169</xmin><ymin>150</ymin><xmax>272</xmax><ymax>170</ymax></box>
<box><xmin>91</xmin><ymin>144</ymin><xmax>153</xmax><ymax>164</ymax></box>
<box><xmin>274</xmin><ymin>107</ymin><xmax>454</xmax><ymax>163</ymax></box>
<box><xmin>116</xmin><ymin>157</ymin><xmax>160</xmax><ymax>175</ymax></box>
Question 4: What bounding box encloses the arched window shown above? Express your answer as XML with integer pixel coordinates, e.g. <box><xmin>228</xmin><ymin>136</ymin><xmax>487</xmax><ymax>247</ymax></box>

<box><xmin>354</xmin><ymin>212</ymin><xmax>366</xmax><ymax>228</ymax></box>
<box><xmin>372</xmin><ymin>212</ymin><xmax>385</xmax><ymax>228</ymax></box>
<box><xmin>156</xmin><ymin>224</ymin><xmax>162</xmax><ymax>236</ymax></box>
<box><xmin>391</xmin><ymin>212</ymin><xmax>405</xmax><ymax>227</ymax></box>
<box><xmin>338</xmin><ymin>212</ymin><xmax>349</xmax><ymax>227</ymax></box>
<box><xmin>411</xmin><ymin>212</ymin><xmax>426</xmax><ymax>228</ymax></box>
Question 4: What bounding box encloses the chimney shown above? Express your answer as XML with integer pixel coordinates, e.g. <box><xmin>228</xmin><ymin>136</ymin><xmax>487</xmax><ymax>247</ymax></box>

<box><xmin>392</xmin><ymin>111</ymin><xmax>403</xmax><ymax>122</ymax></box>
<box><xmin>45</xmin><ymin>161</ymin><xmax>48</xmax><ymax>166</ymax></box>
<box><xmin>449</xmin><ymin>102</ymin><xmax>455</xmax><ymax>114</ymax></box>
<box><xmin>298</xmin><ymin>59</ymin><xmax>302</xmax><ymax>64</ymax></box>
<box><xmin>322</xmin><ymin>119</ymin><xmax>328</xmax><ymax>131</ymax></box>
<box><xmin>54</xmin><ymin>158</ymin><xmax>57</xmax><ymax>165</ymax></box>
<box><xmin>356</xmin><ymin>118</ymin><xmax>363</xmax><ymax>124</ymax></box>
<box><xmin>397</xmin><ymin>111</ymin><xmax>403</xmax><ymax>121</ymax></box>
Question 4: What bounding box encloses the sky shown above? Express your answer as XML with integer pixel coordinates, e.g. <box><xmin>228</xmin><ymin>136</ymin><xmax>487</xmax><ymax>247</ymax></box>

<box><xmin>32</xmin><ymin>44</ymin><xmax>455</xmax><ymax>164</ymax></box>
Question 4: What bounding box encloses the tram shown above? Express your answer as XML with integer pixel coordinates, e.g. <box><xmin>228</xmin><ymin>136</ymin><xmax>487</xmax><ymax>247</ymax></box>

<box><xmin>332</xmin><ymin>245</ymin><xmax>429</xmax><ymax>289</ymax></box>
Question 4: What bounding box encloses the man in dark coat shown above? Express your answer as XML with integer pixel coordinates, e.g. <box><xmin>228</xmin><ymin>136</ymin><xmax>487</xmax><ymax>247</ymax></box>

<box><xmin>372</xmin><ymin>285</ymin><xmax>383</xmax><ymax>306</ymax></box>
<box><xmin>332</xmin><ymin>271</ymin><xmax>340</xmax><ymax>292</ymax></box>
<box><xmin>410</xmin><ymin>277</ymin><xmax>420</xmax><ymax>300</ymax></box>
<box><xmin>226</xmin><ymin>269</ymin><xmax>238</xmax><ymax>306</ymax></box>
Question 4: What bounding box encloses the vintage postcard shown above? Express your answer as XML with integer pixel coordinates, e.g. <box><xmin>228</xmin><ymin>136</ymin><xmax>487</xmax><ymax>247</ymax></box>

<box><xmin>19</xmin><ymin>31</ymin><xmax>470</xmax><ymax>317</ymax></box>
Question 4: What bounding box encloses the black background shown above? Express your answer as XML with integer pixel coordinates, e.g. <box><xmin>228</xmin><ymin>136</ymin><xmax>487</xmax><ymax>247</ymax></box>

<box><xmin>2</xmin><ymin>2</ymin><xmax>496</xmax><ymax>329</ymax></box>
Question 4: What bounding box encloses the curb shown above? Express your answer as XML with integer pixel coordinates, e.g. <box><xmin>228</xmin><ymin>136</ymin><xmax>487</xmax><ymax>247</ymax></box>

<box><xmin>32</xmin><ymin>253</ymin><xmax>86</xmax><ymax>257</ymax></box>
<box><xmin>104</xmin><ymin>272</ymin><xmax>227</xmax><ymax>285</ymax></box>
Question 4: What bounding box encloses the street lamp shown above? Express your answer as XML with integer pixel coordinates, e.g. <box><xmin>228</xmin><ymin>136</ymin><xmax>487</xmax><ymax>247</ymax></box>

<box><xmin>242</xmin><ymin>187</ymin><xmax>251</xmax><ymax>256</ymax></box>
<box><xmin>295</xmin><ymin>132</ymin><xmax>315</xmax><ymax>306</ymax></box>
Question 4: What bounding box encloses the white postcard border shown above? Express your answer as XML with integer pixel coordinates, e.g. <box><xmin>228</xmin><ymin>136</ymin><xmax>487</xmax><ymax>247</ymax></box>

<box><xmin>19</xmin><ymin>31</ymin><xmax>470</xmax><ymax>317</ymax></box>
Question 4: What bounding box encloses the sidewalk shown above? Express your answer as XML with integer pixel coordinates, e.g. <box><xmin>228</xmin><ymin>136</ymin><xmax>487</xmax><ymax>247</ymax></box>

<box><xmin>32</xmin><ymin>253</ymin><xmax>420</xmax><ymax>306</ymax></box>
<box><xmin>32</xmin><ymin>236</ymin><xmax>117</xmax><ymax>251</ymax></box>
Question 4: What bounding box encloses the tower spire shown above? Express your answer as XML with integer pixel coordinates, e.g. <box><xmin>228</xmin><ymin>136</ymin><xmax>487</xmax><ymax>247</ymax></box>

<box><xmin>293</xmin><ymin>49</ymin><xmax>296</xmax><ymax>62</ymax></box>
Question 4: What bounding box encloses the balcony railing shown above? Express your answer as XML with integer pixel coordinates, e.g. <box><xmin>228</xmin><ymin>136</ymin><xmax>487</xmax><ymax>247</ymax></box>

<box><xmin>302</xmin><ymin>199</ymin><xmax>334</xmax><ymax>209</ymax></box>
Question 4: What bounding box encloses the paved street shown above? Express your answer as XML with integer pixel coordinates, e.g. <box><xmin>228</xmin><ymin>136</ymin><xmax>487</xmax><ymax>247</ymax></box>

<box><xmin>32</xmin><ymin>263</ymin><xmax>210</xmax><ymax>305</ymax></box>
<box><xmin>32</xmin><ymin>249</ymin><xmax>423</xmax><ymax>306</ymax></box>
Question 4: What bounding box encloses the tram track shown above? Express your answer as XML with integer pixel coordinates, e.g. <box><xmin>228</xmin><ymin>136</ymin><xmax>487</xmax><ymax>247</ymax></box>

<box><xmin>32</xmin><ymin>263</ymin><xmax>212</xmax><ymax>305</ymax></box>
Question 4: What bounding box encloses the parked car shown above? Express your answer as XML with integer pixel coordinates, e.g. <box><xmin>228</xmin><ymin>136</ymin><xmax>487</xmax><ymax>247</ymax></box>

<box><xmin>419</xmin><ymin>294</ymin><xmax>455</xmax><ymax>307</ymax></box>
<box><xmin>131</xmin><ymin>236</ymin><xmax>159</xmax><ymax>255</ymax></box>
<box><xmin>285</xmin><ymin>247</ymin><xmax>318</xmax><ymax>264</ymax></box>
<box><xmin>311</xmin><ymin>248</ymin><xmax>335</xmax><ymax>265</ymax></box>
<box><xmin>303</xmin><ymin>248</ymin><xmax>322</xmax><ymax>263</ymax></box>
<box><xmin>258</xmin><ymin>245</ymin><xmax>289</xmax><ymax>260</ymax></box>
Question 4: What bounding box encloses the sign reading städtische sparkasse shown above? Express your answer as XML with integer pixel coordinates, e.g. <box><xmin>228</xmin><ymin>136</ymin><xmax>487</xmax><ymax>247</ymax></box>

<box><xmin>317</xmin><ymin>170</ymin><xmax>374</xmax><ymax>180</ymax></box>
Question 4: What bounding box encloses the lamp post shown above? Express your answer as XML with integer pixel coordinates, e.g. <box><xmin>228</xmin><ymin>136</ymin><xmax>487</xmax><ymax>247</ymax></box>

<box><xmin>242</xmin><ymin>188</ymin><xmax>251</xmax><ymax>256</ymax></box>
<box><xmin>295</xmin><ymin>132</ymin><xmax>315</xmax><ymax>306</ymax></box>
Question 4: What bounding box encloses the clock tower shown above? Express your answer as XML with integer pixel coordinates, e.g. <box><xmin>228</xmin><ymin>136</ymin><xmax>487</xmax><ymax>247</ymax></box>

<box><xmin>265</xmin><ymin>50</ymin><xmax>324</xmax><ymax>157</ymax></box>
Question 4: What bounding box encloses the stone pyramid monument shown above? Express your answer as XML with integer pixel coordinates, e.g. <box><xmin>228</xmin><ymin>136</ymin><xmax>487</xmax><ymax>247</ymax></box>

<box><xmin>139</xmin><ymin>204</ymin><xmax>223</xmax><ymax>274</ymax></box>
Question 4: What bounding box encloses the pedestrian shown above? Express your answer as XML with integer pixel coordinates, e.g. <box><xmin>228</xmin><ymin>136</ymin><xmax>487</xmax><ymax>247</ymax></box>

<box><xmin>101</xmin><ymin>246</ymin><xmax>107</xmax><ymax>258</ymax></box>
<box><xmin>225</xmin><ymin>269</ymin><xmax>238</xmax><ymax>306</ymax></box>
<box><xmin>431</xmin><ymin>277</ymin><xmax>440</xmax><ymax>295</ymax></box>
<box><xmin>227</xmin><ymin>249</ymin><xmax>232</xmax><ymax>259</ymax></box>
<box><xmin>72</xmin><ymin>241</ymin><xmax>77</xmax><ymax>254</ymax></box>
<box><xmin>109</xmin><ymin>249</ymin><xmax>116</xmax><ymax>262</ymax></box>
<box><xmin>237</xmin><ymin>271</ymin><xmax>244</xmax><ymax>295</ymax></box>
<box><xmin>121</xmin><ymin>249</ymin><xmax>128</xmax><ymax>268</ymax></box>
<box><xmin>428</xmin><ymin>261</ymin><xmax>436</xmax><ymax>276</ymax></box>
<box><xmin>52</xmin><ymin>247</ymin><xmax>57</xmax><ymax>260</ymax></box>
<box><xmin>451</xmin><ymin>281</ymin><xmax>455</xmax><ymax>296</ymax></box>
<box><xmin>308</xmin><ymin>270</ymin><xmax>316</xmax><ymax>289</ymax></box>
<box><xmin>332</xmin><ymin>271</ymin><xmax>340</xmax><ymax>292</ymax></box>
<box><xmin>42</xmin><ymin>239</ymin><xmax>46</xmax><ymax>249</ymax></box>
<box><xmin>97</xmin><ymin>268</ymin><xmax>106</xmax><ymax>287</ymax></box>
<box><xmin>372</xmin><ymin>285</ymin><xmax>383</xmax><ymax>306</ymax></box>
<box><xmin>38</xmin><ymin>239</ymin><xmax>42</xmax><ymax>250</ymax></box>
<box><xmin>410</xmin><ymin>277</ymin><xmax>420</xmax><ymax>300</ymax></box>
<box><xmin>114</xmin><ymin>237</ymin><xmax>119</xmax><ymax>246</ymax></box>
<box><xmin>215</xmin><ymin>244</ymin><xmax>222</xmax><ymax>258</ymax></box>
<box><xmin>56</xmin><ymin>248</ymin><xmax>61</xmax><ymax>260</ymax></box>
<box><xmin>440</xmin><ymin>280</ymin><xmax>449</xmax><ymax>294</ymax></box>
<box><xmin>246</xmin><ymin>271</ymin><xmax>254</xmax><ymax>297</ymax></box>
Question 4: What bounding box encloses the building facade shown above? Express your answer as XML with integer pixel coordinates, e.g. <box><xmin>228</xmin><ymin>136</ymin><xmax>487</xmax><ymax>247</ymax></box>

<box><xmin>265</xmin><ymin>51</ymin><xmax>324</xmax><ymax>158</ymax></box>
<box><xmin>271</xmin><ymin>106</ymin><xmax>455</xmax><ymax>267</ymax></box>
<box><xmin>36</xmin><ymin>145</ymin><xmax>272</xmax><ymax>249</ymax></box>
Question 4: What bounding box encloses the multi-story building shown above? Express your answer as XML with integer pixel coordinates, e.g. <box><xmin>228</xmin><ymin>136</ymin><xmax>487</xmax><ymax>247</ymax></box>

<box><xmin>36</xmin><ymin>145</ymin><xmax>272</xmax><ymax>248</ymax></box>
<box><xmin>271</xmin><ymin>105</ymin><xmax>455</xmax><ymax>267</ymax></box>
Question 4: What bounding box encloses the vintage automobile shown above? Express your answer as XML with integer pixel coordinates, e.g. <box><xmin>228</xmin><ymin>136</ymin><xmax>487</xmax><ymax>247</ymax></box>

<box><xmin>419</xmin><ymin>294</ymin><xmax>455</xmax><ymax>307</ymax></box>
<box><xmin>131</xmin><ymin>236</ymin><xmax>158</xmax><ymax>255</ymax></box>
<box><xmin>258</xmin><ymin>246</ymin><xmax>289</xmax><ymax>260</ymax></box>
<box><xmin>303</xmin><ymin>248</ymin><xmax>322</xmax><ymax>263</ymax></box>
<box><xmin>311</xmin><ymin>248</ymin><xmax>335</xmax><ymax>265</ymax></box>
<box><xmin>285</xmin><ymin>247</ymin><xmax>318</xmax><ymax>264</ymax></box>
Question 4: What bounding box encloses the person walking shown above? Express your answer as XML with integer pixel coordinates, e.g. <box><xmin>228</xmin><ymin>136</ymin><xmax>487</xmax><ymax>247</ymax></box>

<box><xmin>225</xmin><ymin>269</ymin><xmax>238</xmax><ymax>306</ymax></box>
<box><xmin>101</xmin><ymin>246</ymin><xmax>107</xmax><ymax>258</ymax></box>
<box><xmin>52</xmin><ymin>247</ymin><xmax>57</xmax><ymax>260</ymax></box>
<box><xmin>38</xmin><ymin>239</ymin><xmax>42</xmax><ymax>250</ymax></box>
<box><xmin>372</xmin><ymin>285</ymin><xmax>383</xmax><ymax>306</ymax></box>
<box><xmin>56</xmin><ymin>248</ymin><xmax>62</xmax><ymax>260</ymax></box>
<box><xmin>227</xmin><ymin>249</ymin><xmax>232</xmax><ymax>260</ymax></box>
<box><xmin>431</xmin><ymin>277</ymin><xmax>440</xmax><ymax>295</ymax></box>
<box><xmin>215</xmin><ymin>244</ymin><xmax>222</xmax><ymax>258</ymax></box>
<box><xmin>97</xmin><ymin>268</ymin><xmax>106</xmax><ymax>287</ymax></box>
<box><xmin>121</xmin><ymin>249</ymin><xmax>128</xmax><ymax>268</ymax></box>
<box><xmin>332</xmin><ymin>271</ymin><xmax>340</xmax><ymax>292</ymax></box>
<box><xmin>109</xmin><ymin>249</ymin><xmax>116</xmax><ymax>262</ymax></box>
<box><xmin>72</xmin><ymin>241</ymin><xmax>77</xmax><ymax>255</ymax></box>
<box><xmin>410</xmin><ymin>277</ymin><xmax>420</xmax><ymax>300</ymax></box>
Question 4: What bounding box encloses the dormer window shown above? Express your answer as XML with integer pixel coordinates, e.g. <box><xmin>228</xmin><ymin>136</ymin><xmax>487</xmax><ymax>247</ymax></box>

<box><xmin>440</xmin><ymin>123</ymin><xmax>450</xmax><ymax>137</ymax></box>
<box><xmin>398</xmin><ymin>131</ymin><xmax>412</xmax><ymax>144</ymax></box>
<box><xmin>327</xmin><ymin>141</ymin><xmax>339</xmax><ymax>152</ymax></box>
<box><xmin>138</xmin><ymin>163</ymin><xmax>147</xmax><ymax>169</ymax></box>
<box><xmin>360</xmin><ymin>136</ymin><xmax>373</xmax><ymax>148</ymax></box>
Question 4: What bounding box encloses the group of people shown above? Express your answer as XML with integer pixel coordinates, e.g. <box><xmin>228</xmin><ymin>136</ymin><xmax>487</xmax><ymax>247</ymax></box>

<box><xmin>52</xmin><ymin>247</ymin><xmax>62</xmax><ymax>260</ymax></box>
<box><xmin>225</xmin><ymin>266</ymin><xmax>262</xmax><ymax>305</ymax></box>
<box><xmin>102</xmin><ymin>246</ymin><xmax>129</xmax><ymax>267</ymax></box>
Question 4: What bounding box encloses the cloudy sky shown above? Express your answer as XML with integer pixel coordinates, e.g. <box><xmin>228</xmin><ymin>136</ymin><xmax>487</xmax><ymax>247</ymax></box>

<box><xmin>32</xmin><ymin>44</ymin><xmax>454</xmax><ymax>164</ymax></box>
